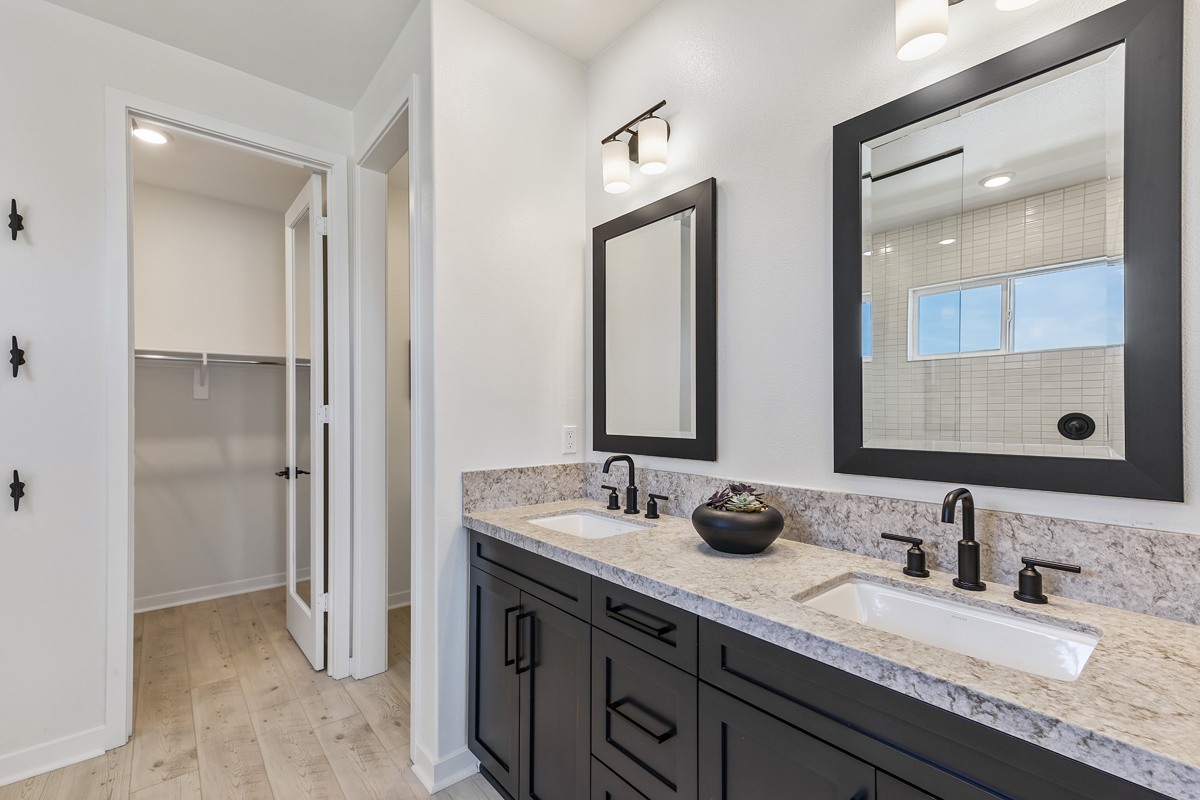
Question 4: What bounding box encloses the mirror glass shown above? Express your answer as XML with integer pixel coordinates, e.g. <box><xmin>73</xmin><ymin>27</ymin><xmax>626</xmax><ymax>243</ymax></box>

<box><xmin>605</xmin><ymin>209</ymin><xmax>697</xmax><ymax>439</ymax></box>
<box><xmin>861</xmin><ymin>45</ymin><xmax>1125</xmax><ymax>459</ymax></box>
<box><xmin>291</xmin><ymin>208</ymin><xmax>312</xmax><ymax>610</ymax></box>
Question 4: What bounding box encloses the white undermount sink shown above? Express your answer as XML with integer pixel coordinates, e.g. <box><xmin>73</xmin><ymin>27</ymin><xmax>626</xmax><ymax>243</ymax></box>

<box><xmin>800</xmin><ymin>578</ymin><xmax>1100</xmax><ymax>681</ymax></box>
<box><xmin>527</xmin><ymin>511</ymin><xmax>650</xmax><ymax>539</ymax></box>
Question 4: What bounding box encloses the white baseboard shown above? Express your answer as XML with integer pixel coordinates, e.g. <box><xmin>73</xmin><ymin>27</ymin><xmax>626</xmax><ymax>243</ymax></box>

<box><xmin>133</xmin><ymin>568</ymin><xmax>309</xmax><ymax>612</ymax></box>
<box><xmin>411</xmin><ymin>744</ymin><xmax>479</xmax><ymax>794</ymax></box>
<box><xmin>0</xmin><ymin>725</ymin><xmax>105</xmax><ymax>789</ymax></box>
<box><xmin>389</xmin><ymin>589</ymin><xmax>411</xmax><ymax>609</ymax></box>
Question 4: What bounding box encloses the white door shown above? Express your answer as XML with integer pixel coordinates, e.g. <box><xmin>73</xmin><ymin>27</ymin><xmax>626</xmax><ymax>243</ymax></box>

<box><xmin>285</xmin><ymin>174</ymin><xmax>327</xmax><ymax>669</ymax></box>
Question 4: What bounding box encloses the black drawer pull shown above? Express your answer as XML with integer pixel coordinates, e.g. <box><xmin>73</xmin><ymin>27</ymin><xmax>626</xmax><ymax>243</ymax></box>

<box><xmin>607</xmin><ymin>699</ymin><xmax>676</xmax><ymax>744</ymax></box>
<box><xmin>606</xmin><ymin>605</ymin><xmax>673</xmax><ymax>638</ymax></box>
<box><xmin>504</xmin><ymin>606</ymin><xmax>520</xmax><ymax>666</ymax></box>
<box><xmin>515</xmin><ymin>613</ymin><xmax>534</xmax><ymax>674</ymax></box>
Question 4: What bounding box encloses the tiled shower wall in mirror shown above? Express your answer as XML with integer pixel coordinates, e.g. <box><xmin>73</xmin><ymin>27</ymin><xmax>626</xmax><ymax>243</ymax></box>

<box><xmin>862</xmin><ymin>177</ymin><xmax>1124</xmax><ymax>458</ymax></box>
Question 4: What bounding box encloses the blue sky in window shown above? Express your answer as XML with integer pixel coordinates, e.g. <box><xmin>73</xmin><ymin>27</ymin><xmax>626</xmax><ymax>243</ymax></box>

<box><xmin>862</xmin><ymin>301</ymin><xmax>872</xmax><ymax>358</ymax></box>
<box><xmin>918</xmin><ymin>285</ymin><xmax>1001</xmax><ymax>355</ymax></box>
<box><xmin>1013</xmin><ymin>264</ymin><xmax>1124</xmax><ymax>351</ymax></box>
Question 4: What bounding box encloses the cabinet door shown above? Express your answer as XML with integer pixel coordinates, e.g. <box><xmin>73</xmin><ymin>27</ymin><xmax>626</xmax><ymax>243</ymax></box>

<box><xmin>698</xmin><ymin>683</ymin><xmax>874</xmax><ymax>800</ymax></box>
<box><xmin>878</xmin><ymin>774</ymin><xmax>936</xmax><ymax>800</ymax></box>
<box><xmin>469</xmin><ymin>567</ymin><xmax>522</xmax><ymax>799</ymax></box>
<box><xmin>519</xmin><ymin>591</ymin><xmax>591</xmax><ymax>800</ymax></box>
<box><xmin>592</xmin><ymin>630</ymin><xmax>698</xmax><ymax>800</ymax></box>
<box><xmin>593</xmin><ymin>757</ymin><xmax>650</xmax><ymax>800</ymax></box>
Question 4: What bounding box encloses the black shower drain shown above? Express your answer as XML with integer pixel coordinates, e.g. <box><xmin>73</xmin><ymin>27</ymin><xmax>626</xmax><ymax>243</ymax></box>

<box><xmin>1057</xmin><ymin>413</ymin><xmax>1096</xmax><ymax>441</ymax></box>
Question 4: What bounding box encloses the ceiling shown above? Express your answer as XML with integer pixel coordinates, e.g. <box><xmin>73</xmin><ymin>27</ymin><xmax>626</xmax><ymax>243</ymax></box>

<box><xmin>44</xmin><ymin>0</ymin><xmax>664</xmax><ymax>109</ymax></box>
<box><xmin>462</xmin><ymin>0</ymin><xmax>666</xmax><ymax>63</ymax></box>
<box><xmin>131</xmin><ymin>123</ymin><xmax>314</xmax><ymax>213</ymax></box>
<box><xmin>42</xmin><ymin>0</ymin><xmax>421</xmax><ymax>109</ymax></box>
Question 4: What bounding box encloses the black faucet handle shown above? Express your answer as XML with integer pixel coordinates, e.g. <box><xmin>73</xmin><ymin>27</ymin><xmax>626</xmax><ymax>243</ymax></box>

<box><xmin>601</xmin><ymin>485</ymin><xmax>621</xmax><ymax>510</ymax></box>
<box><xmin>1014</xmin><ymin>557</ymin><xmax>1082</xmax><ymax>604</ymax></box>
<box><xmin>645</xmin><ymin>493</ymin><xmax>668</xmax><ymax>520</ymax></box>
<box><xmin>881</xmin><ymin>533</ymin><xmax>929</xmax><ymax>578</ymax></box>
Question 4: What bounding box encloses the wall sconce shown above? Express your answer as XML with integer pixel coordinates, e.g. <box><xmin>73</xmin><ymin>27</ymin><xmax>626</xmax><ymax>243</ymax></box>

<box><xmin>897</xmin><ymin>0</ymin><xmax>1042</xmax><ymax>61</ymax></box>
<box><xmin>601</xmin><ymin>100</ymin><xmax>670</xmax><ymax>193</ymax></box>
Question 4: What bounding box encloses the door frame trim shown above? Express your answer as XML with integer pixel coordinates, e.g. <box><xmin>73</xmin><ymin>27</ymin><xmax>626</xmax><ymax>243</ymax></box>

<box><xmin>103</xmin><ymin>87</ymin><xmax>353</xmax><ymax>749</ymax></box>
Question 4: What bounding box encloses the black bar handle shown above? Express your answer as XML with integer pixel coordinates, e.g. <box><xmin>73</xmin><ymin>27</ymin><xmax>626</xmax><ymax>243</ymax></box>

<box><xmin>275</xmin><ymin>468</ymin><xmax>290</xmax><ymax>479</ymax></box>
<box><xmin>297</xmin><ymin>469</ymin><xmax>311</xmax><ymax>476</ymax></box>
<box><xmin>504</xmin><ymin>606</ymin><xmax>519</xmax><ymax>666</ymax></box>
<box><xmin>606</xmin><ymin>605</ymin><xmax>673</xmax><ymax>638</ymax></box>
<box><xmin>607</xmin><ymin>699</ymin><xmax>675</xmax><ymax>744</ymax></box>
<box><xmin>515</xmin><ymin>613</ymin><xmax>534</xmax><ymax>674</ymax></box>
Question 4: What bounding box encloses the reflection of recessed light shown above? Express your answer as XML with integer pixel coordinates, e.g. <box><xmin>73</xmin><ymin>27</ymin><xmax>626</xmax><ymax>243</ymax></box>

<box><xmin>980</xmin><ymin>172</ymin><xmax>1014</xmax><ymax>188</ymax></box>
<box><xmin>863</xmin><ymin>250</ymin><xmax>872</xmax><ymax>256</ymax></box>
<box><xmin>939</xmin><ymin>238</ymin><xmax>956</xmax><ymax>245</ymax></box>
<box><xmin>132</xmin><ymin>120</ymin><xmax>172</xmax><ymax>144</ymax></box>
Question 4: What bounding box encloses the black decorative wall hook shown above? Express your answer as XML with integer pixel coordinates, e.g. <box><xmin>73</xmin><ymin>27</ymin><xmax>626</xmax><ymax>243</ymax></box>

<box><xmin>10</xmin><ymin>336</ymin><xmax>25</xmax><ymax>377</ymax></box>
<box><xmin>10</xmin><ymin>470</ymin><xmax>25</xmax><ymax>511</ymax></box>
<box><xmin>8</xmin><ymin>199</ymin><xmax>23</xmax><ymax>241</ymax></box>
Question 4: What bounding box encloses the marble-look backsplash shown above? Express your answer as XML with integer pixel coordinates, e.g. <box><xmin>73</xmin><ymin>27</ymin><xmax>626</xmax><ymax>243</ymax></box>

<box><xmin>462</xmin><ymin>462</ymin><xmax>1200</xmax><ymax>626</ymax></box>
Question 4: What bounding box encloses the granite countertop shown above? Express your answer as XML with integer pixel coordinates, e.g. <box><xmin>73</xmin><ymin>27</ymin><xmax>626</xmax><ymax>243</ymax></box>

<box><xmin>464</xmin><ymin>498</ymin><xmax>1200</xmax><ymax>800</ymax></box>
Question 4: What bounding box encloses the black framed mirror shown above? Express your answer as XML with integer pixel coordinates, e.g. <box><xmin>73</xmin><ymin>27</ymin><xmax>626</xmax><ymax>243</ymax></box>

<box><xmin>833</xmin><ymin>0</ymin><xmax>1181</xmax><ymax>501</ymax></box>
<box><xmin>593</xmin><ymin>178</ymin><xmax>717</xmax><ymax>460</ymax></box>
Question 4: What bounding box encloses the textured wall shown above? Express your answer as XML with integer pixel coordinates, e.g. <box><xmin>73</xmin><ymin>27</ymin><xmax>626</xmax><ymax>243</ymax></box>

<box><xmin>863</xmin><ymin>178</ymin><xmax>1125</xmax><ymax>456</ymax></box>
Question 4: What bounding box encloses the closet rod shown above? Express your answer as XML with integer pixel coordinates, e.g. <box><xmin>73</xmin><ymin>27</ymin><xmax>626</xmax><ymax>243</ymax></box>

<box><xmin>134</xmin><ymin>349</ymin><xmax>305</xmax><ymax>367</ymax></box>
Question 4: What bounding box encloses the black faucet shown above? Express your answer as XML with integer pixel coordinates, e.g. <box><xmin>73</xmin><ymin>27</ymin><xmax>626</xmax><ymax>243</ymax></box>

<box><xmin>941</xmin><ymin>487</ymin><xmax>986</xmax><ymax>592</ymax></box>
<box><xmin>602</xmin><ymin>455</ymin><xmax>639</xmax><ymax>514</ymax></box>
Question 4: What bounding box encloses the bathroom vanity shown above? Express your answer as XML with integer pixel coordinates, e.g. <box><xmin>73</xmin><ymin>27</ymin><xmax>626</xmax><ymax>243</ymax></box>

<box><xmin>464</xmin><ymin>500</ymin><xmax>1200</xmax><ymax>800</ymax></box>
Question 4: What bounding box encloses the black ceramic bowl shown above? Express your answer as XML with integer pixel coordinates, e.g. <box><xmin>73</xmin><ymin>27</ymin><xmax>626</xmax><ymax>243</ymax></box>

<box><xmin>691</xmin><ymin>504</ymin><xmax>785</xmax><ymax>555</ymax></box>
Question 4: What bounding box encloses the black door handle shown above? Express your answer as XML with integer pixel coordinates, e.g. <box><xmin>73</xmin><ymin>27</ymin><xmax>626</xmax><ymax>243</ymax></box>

<box><xmin>606</xmin><ymin>698</ymin><xmax>675</xmax><ymax>743</ymax></box>
<box><xmin>515</xmin><ymin>613</ymin><xmax>534</xmax><ymax>674</ymax></box>
<box><xmin>606</xmin><ymin>605</ymin><xmax>673</xmax><ymax>638</ymax></box>
<box><xmin>10</xmin><ymin>336</ymin><xmax>25</xmax><ymax>378</ymax></box>
<box><xmin>275</xmin><ymin>468</ymin><xmax>290</xmax><ymax>479</ymax></box>
<box><xmin>297</xmin><ymin>469</ymin><xmax>310</xmax><ymax>476</ymax></box>
<box><xmin>10</xmin><ymin>470</ymin><xmax>25</xmax><ymax>511</ymax></box>
<box><xmin>504</xmin><ymin>606</ymin><xmax>520</xmax><ymax>666</ymax></box>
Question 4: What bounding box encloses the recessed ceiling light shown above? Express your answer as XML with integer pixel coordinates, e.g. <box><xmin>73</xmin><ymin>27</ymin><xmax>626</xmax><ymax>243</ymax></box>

<box><xmin>980</xmin><ymin>172</ymin><xmax>1014</xmax><ymax>188</ymax></box>
<box><xmin>939</xmin><ymin>238</ymin><xmax>957</xmax><ymax>245</ymax></box>
<box><xmin>131</xmin><ymin>120</ymin><xmax>172</xmax><ymax>144</ymax></box>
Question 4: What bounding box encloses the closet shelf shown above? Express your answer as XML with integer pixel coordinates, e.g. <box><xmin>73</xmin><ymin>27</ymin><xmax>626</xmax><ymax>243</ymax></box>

<box><xmin>134</xmin><ymin>349</ymin><xmax>307</xmax><ymax>366</ymax></box>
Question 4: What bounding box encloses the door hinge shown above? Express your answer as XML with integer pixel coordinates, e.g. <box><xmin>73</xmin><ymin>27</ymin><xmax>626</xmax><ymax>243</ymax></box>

<box><xmin>316</xmin><ymin>216</ymin><xmax>329</xmax><ymax>236</ymax></box>
<box><xmin>316</xmin><ymin>592</ymin><xmax>330</xmax><ymax>613</ymax></box>
<box><xmin>318</xmin><ymin>404</ymin><xmax>331</xmax><ymax>424</ymax></box>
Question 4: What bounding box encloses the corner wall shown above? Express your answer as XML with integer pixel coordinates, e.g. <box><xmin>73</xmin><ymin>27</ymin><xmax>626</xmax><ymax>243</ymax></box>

<box><xmin>0</xmin><ymin>0</ymin><xmax>350</xmax><ymax>784</ymax></box>
<box><xmin>584</xmin><ymin>0</ymin><xmax>1200</xmax><ymax>536</ymax></box>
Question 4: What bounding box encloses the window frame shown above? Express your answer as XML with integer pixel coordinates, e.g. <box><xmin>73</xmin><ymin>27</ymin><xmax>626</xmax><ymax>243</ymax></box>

<box><xmin>906</xmin><ymin>257</ymin><xmax>1118</xmax><ymax>362</ymax></box>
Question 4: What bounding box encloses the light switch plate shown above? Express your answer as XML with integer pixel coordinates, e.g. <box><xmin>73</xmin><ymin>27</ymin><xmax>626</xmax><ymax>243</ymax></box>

<box><xmin>562</xmin><ymin>425</ymin><xmax>578</xmax><ymax>454</ymax></box>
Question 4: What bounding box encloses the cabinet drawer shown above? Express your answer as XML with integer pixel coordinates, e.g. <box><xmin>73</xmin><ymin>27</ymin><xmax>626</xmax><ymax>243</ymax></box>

<box><xmin>592</xmin><ymin>578</ymin><xmax>697</xmax><ymax>674</ymax></box>
<box><xmin>592</xmin><ymin>757</ymin><xmax>649</xmax><ymax>800</ymax></box>
<box><xmin>470</xmin><ymin>529</ymin><xmax>590</xmax><ymax>620</ymax></box>
<box><xmin>698</xmin><ymin>619</ymin><xmax>1170</xmax><ymax>800</ymax></box>
<box><xmin>591</xmin><ymin>630</ymin><xmax>697</xmax><ymax>800</ymax></box>
<box><xmin>698</xmin><ymin>682</ymin><xmax>874</xmax><ymax>800</ymax></box>
<box><xmin>878</xmin><ymin>773</ymin><xmax>937</xmax><ymax>800</ymax></box>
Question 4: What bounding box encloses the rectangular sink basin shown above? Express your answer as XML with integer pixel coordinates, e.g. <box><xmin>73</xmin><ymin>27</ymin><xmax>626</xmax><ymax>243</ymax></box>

<box><xmin>527</xmin><ymin>511</ymin><xmax>649</xmax><ymax>539</ymax></box>
<box><xmin>800</xmin><ymin>578</ymin><xmax>1099</xmax><ymax>681</ymax></box>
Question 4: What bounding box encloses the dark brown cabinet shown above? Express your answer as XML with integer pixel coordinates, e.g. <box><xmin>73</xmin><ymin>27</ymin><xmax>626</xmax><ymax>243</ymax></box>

<box><xmin>592</xmin><ymin>757</ymin><xmax>649</xmax><ymax>800</ymax></box>
<box><xmin>591</xmin><ymin>630</ymin><xmax>697</xmax><ymax>800</ymax></box>
<box><xmin>469</xmin><ymin>566</ymin><xmax>590</xmax><ymax>800</ymax></box>
<box><xmin>877</xmin><ymin>773</ymin><xmax>936</xmax><ymax>800</ymax></box>
<box><xmin>697</xmin><ymin>683</ymin><xmax>874</xmax><ymax>800</ymax></box>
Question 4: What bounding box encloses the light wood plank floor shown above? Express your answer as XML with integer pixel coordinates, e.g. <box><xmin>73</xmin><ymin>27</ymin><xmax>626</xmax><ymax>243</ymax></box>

<box><xmin>0</xmin><ymin>591</ymin><xmax>501</xmax><ymax>800</ymax></box>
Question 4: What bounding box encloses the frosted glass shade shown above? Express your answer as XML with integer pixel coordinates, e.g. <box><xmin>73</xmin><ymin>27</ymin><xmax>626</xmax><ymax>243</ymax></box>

<box><xmin>996</xmin><ymin>0</ymin><xmax>1040</xmax><ymax>9</ymax></box>
<box><xmin>637</xmin><ymin>117</ymin><xmax>669</xmax><ymax>175</ymax></box>
<box><xmin>896</xmin><ymin>0</ymin><xmax>948</xmax><ymax>61</ymax></box>
<box><xmin>603</xmin><ymin>139</ymin><xmax>631</xmax><ymax>193</ymax></box>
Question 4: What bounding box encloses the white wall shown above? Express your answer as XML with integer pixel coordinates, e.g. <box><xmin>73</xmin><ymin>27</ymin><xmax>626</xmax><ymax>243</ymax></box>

<box><xmin>427</xmin><ymin>0</ymin><xmax>586</xmax><ymax>777</ymax></box>
<box><xmin>0</xmin><ymin>0</ymin><xmax>350</xmax><ymax>783</ymax></box>
<box><xmin>585</xmin><ymin>0</ymin><xmax>1200</xmax><ymax>536</ymax></box>
<box><xmin>388</xmin><ymin>160</ymin><xmax>412</xmax><ymax>608</ymax></box>
<box><xmin>133</xmin><ymin>183</ymin><xmax>286</xmax><ymax>356</ymax></box>
<box><xmin>134</xmin><ymin>362</ymin><xmax>288</xmax><ymax>610</ymax></box>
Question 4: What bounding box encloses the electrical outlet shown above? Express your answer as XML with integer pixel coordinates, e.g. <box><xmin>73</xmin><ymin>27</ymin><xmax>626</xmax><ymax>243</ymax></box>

<box><xmin>562</xmin><ymin>425</ymin><xmax>578</xmax><ymax>454</ymax></box>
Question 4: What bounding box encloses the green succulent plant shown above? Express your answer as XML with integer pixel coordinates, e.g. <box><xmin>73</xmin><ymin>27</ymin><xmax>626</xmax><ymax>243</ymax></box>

<box><xmin>706</xmin><ymin>483</ymin><xmax>768</xmax><ymax>513</ymax></box>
